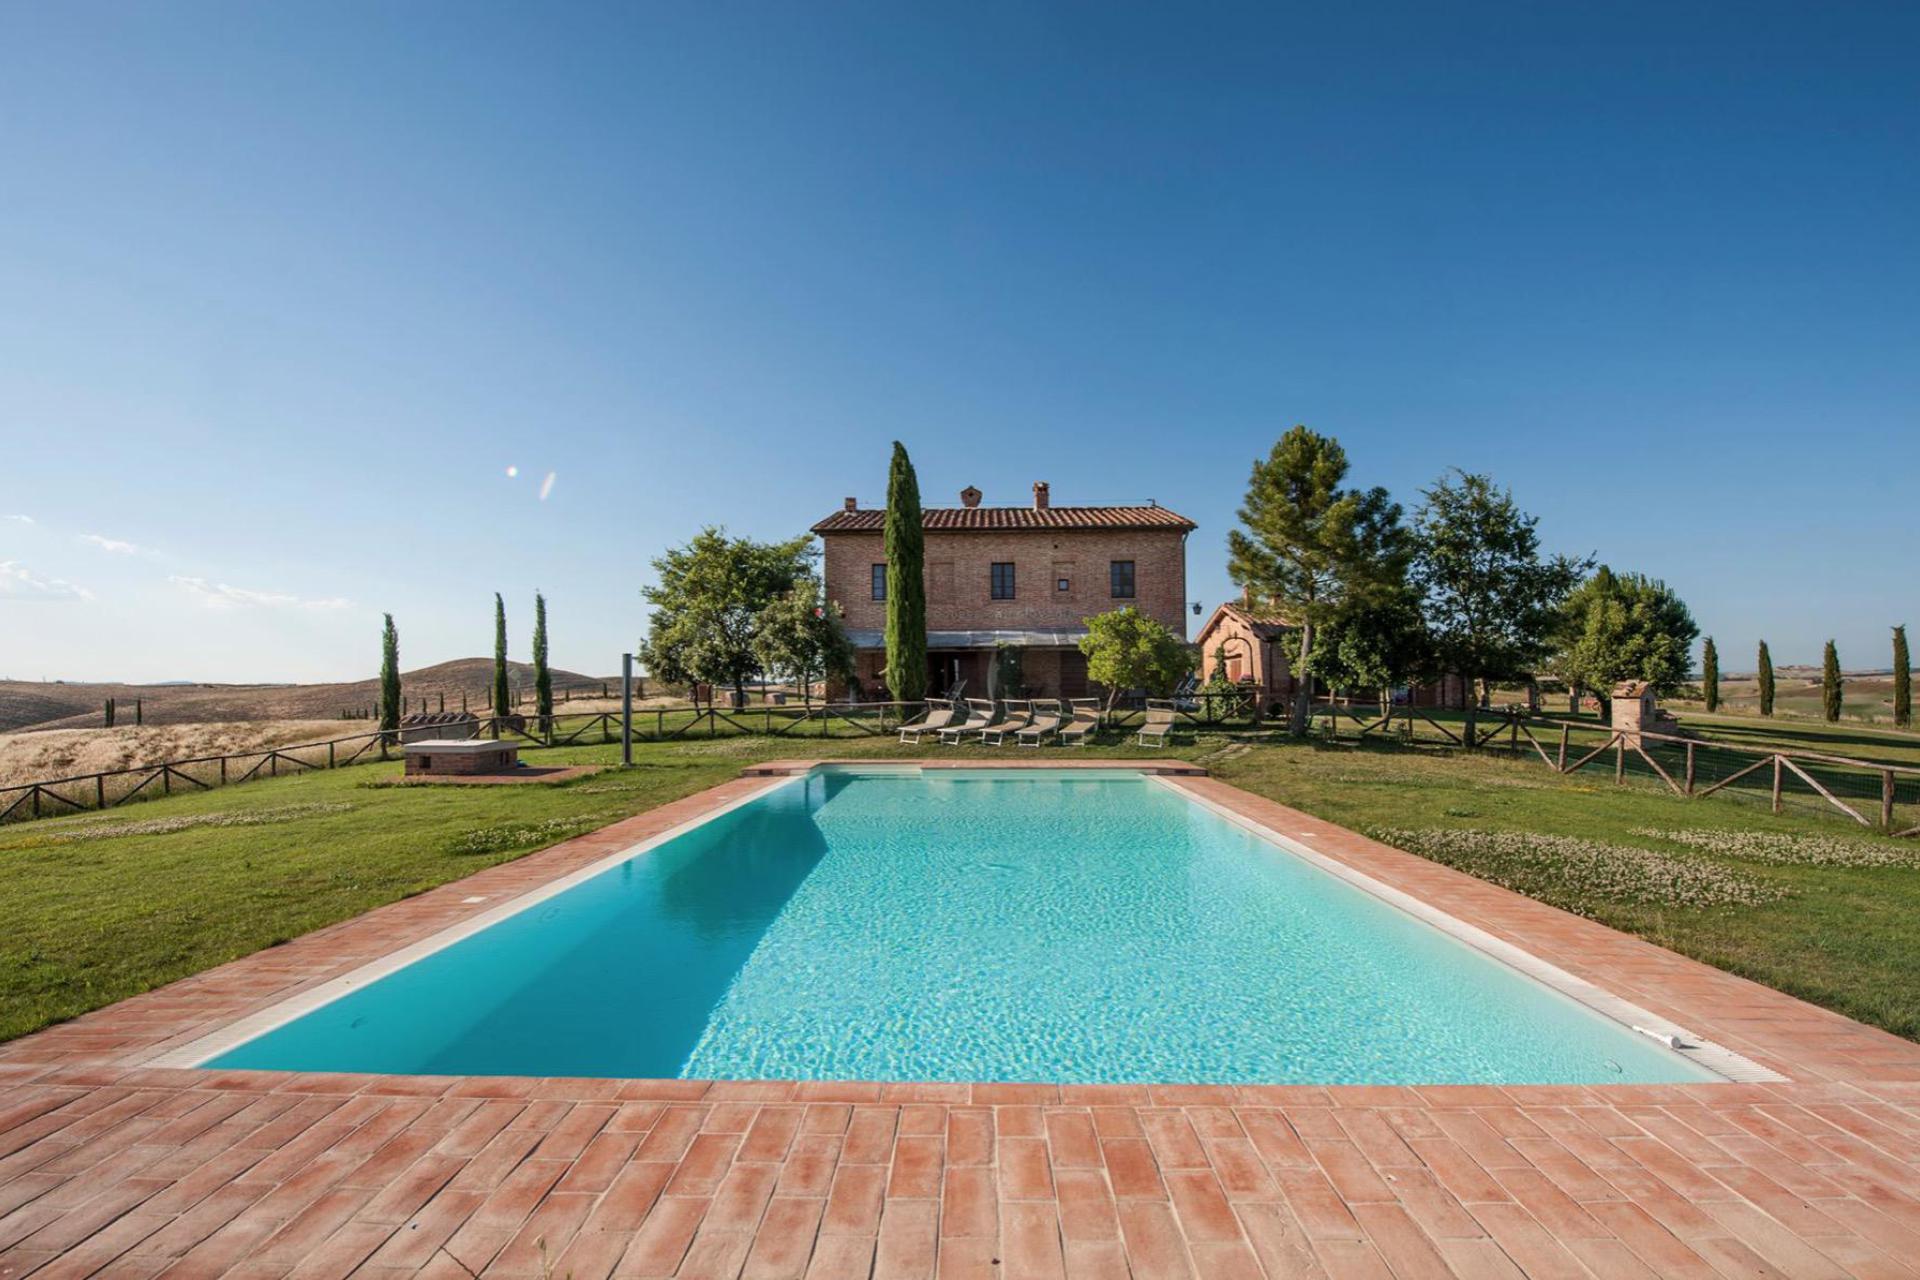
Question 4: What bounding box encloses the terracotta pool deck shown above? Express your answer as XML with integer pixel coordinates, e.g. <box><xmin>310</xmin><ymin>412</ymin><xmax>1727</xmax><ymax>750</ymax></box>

<box><xmin>3</xmin><ymin>763</ymin><xmax>1919</xmax><ymax>1278</ymax></box>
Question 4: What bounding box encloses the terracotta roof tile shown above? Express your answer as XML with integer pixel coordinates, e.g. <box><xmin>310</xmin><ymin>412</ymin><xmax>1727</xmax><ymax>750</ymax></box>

<box><xmin>812</xmin><ymin>506</ymin><xmax>1195</xmax><ymax>534</ymax></box>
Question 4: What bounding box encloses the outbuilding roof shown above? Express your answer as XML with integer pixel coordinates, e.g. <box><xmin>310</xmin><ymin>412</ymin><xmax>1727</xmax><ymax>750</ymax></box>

<box><xmin>811</xmin><ymin>505</ymin><xmax>1195</xmax><ymax>534</ymax></box>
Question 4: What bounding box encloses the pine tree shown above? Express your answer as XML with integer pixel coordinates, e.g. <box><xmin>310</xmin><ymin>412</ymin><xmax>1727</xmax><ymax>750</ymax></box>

<box><xmin>1757</xmin><ymin>641</ymin><xmax>1775</xmax><ymax>717</ymax></box>
<box><xmin>883</xmin><ymin>442</ymin><xmax>928</xmax><ymax>704</ymax></box>
<box><xmin>1702</xmin><ymin>636</ymin><xmax>1719</xmax><ymax>713</ymax></box>
<box><xmin>492</xmin><ymin>593</ymin><xmax>510</xmax><ymax>721</ymax></box>
<box><xmin>1822</xmin><ymin>640</ymin><xmax>1842</xmax><ymax>722</ymax></box>
<box><xmin>379</xmin><ymin>613</ymin><xmax>401</xmax><ymax>732</ymax></box>
<box><xmin>1894</xmin><ymin>625</ymin><xmax>1911</xmax><ymax>729</ymax></box>
<box><xmin>532</xmin><ymin>592</ymin><xmax>553</xmax><ymax>730</ymax></box>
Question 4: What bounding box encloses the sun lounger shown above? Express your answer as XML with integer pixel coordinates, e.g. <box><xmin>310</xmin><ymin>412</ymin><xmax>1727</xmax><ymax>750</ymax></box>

<box><xmin>983</xmin><ymin>700</ymin><xmax>1033</xmax><ymax>746</ymax></box>
<box><xmin>898</xmin><ymin>699</ymin><xmax>955</xmax><ymax>744</ymax></box>
<box><xmin>1059</xmin><ymin>698</ymin><xmax>1102</xmax><ymax>747</ymax></box>
<box><xmin>939</xmin><ymin>698</ymin><xmax>998</xmax><ymax>745</ymax></box>
<box><xmin>1138</xmin><ymin>700</ymin><xmax>1177</xmax><ymax>747</ymax></box>
<box><xmin>1017</xmin><ymin>699</ymin><xmax>1063</xmax><ymax>747</ymax></box>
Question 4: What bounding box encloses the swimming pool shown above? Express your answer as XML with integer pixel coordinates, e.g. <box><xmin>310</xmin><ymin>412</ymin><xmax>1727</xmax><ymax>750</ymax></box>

<box><xmin>194</xmin><ymin>768</ymin><xmax>1722</xmax><ymax>1085</ymax></box>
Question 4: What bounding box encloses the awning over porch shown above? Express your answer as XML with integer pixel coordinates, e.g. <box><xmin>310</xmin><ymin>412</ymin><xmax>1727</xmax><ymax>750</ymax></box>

<box><xmin>844</xmin><ymin>628</ymin><xmax>1090</xmax><ymax>650</ymax></box>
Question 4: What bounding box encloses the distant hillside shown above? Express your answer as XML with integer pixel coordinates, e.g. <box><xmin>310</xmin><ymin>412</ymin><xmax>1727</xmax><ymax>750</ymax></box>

<box><xmin>0</xmin><ymin>659</ymin><xmax>617</xmax><ymax>734</ymax></box>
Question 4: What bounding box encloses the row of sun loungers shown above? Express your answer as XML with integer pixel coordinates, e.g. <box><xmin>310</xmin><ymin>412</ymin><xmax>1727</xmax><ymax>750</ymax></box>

<box><xmin>898</xmin><ymin>698</ymin><xmax>1170</xmax><ymax>747</ymax></box>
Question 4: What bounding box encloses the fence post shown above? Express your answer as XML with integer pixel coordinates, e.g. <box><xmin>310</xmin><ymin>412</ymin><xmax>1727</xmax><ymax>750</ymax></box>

<box><xmin>1557</xmin><ymin>725</ymin><xmax>1568</xmax><ymax>772</ymax></box>
<box><xmin>1772</xmin><ymin>756</ymin><xmax>1783</xmax><ymax>813</ymax></box>
<box><xmin>1614</xmin><ymin>737</ymin><xmax>1625</xmax><ymax>783</ymax></box>
<box><xmin>1885</xmin><ymin>770</ymin><xmax>1897</xmax><ymax>829</ymax></box>
<box><xmin>621</xmin><ymin>653</ymin><xmax>633</xmax><ymax>767</ymax></box>
<box><xmin>328</xmin><ymin>742</ymin><xmax>336</xmax><ymax>769</ymax></box>
<box><xmin>1685</xmin><ymin>742</ymin><xmax>1696</xmax><ymax>795</ymax></box>
<box><xmin>96</xmin><ymin>775</ymin><xmax>105</xmax><ymax>809</ymax></box>
<box><xmin>220</xmin><ymin>757</ymin><xmax>228</xmax><ymax>784</ymax></box>
<box><xmin>163</xmin><ymin>767</ymin><xmax>172</xmax><ymax>795</ymax></box>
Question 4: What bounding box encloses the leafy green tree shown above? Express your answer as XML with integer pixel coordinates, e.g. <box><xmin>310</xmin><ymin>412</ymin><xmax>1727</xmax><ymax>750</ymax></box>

<box><xmin>1894</xmin><ymin>625</ymin><xmax>1911</xmax><ymax>729</ymax></box>
<box><xmin>1553</xmin><ymin>566</ymin><xmax>1698</xmax><ymax>718</ymax></box>
<box><xmin>883</xmin><ymin>442</ymin><xmax>928</xmax><ymax>704</ymax></box>
<box><xmin>1757</xmin><ymin>641</ymin><xmax>1775</xmax><ymax>717</ymax></box>
<box><xmin>1304</xmin><ymin>586</ymin><xmax>1433</xmax><ymax>711</ymax></box>
<box><xmin>1413</xmin><ymin>471</ymin><xmax>1586</xmax><ymax>745</ymax></box>
<box><xmin>989</xmin><ymin>644</ymin><xmax>1027</xmax><ymax>700</ymax></box>
<box><xmin>1079</xmin><ymin>607</ymin><xmax>1194</xmax><ymax>711</ymax></box>
<box><xmin>532</xmin><ymin>592</ymin><xmax>553</xmax><ymax>731</ymax></box>
<box><xmin>1823</xmin><ymin>640</ymin><xmax>1843</xmax><ymax>722</ymax></box>
<box><xmin>753</xmin><ymin>574</ymin><xmax>855</xmax><ymax>709</ymax></box>
<box><xmin>1227</xmin><ymin>427</ymin><xmax>1412</xmax><ymax>734</ymax></box>
<box><xmin>492</xmin><ymin>593</ymin><xmax>510</xmax><ymax>716</ymax></box>
<box><xmin>379</xmin><ymin>613</ymin><xmax>401</xmax><ymax>732</ymax></box>
<box><xmin>1702</xmin><ymin>636</ymin><xmax>1719</xmax><ymax>713</ymax></box>
<box><xmin>643</xmin><ymin>528</ymin><xmax>815</xmax><ymax>705</ymax></box>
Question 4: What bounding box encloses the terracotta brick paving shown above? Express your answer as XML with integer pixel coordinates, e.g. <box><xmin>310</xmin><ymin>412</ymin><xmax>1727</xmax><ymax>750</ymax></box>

<box><xmin>4</xmin><ymin>764</ymin><xmax>1920</xmax><ymax>1277</ymax></box>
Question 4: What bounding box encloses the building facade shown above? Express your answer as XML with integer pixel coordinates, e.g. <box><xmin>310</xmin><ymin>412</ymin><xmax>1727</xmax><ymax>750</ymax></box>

<box><xmin>813</xmin><ymin>482</ymin><xmax>1194</xmax><ymax>700</ymax></box>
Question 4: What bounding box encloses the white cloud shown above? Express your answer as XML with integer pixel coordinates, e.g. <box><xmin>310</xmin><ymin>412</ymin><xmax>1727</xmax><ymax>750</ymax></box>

<box><xmin>170</xmin><ymin>575</ymin><xmax>352</xmax><ymax>612</ymax></box>
<box><xmin>80</xmin><ymin>532</ymin><xmax>152</xmax><ymax>556</ymax></box>
<box><xmin>4</xmin><ymin>514</ymin><xmax>33</xmax><ymax>524</ymax></box>
<box><xmin>0</xmin><ymin>560</ymin><xmax>93</xmax><ymax>602</ymax></box>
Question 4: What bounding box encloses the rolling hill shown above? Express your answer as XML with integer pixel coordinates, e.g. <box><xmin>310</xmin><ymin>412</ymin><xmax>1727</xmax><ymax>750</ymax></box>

<box><xmin>0</xmin><ymin>659</ymin><xmax>618</xmax><ymax>734</ymax></box>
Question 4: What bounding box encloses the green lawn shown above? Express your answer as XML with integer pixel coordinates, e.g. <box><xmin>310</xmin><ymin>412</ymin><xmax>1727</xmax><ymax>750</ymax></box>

<box><xmin>3</xmin><ymin>727</ymin><xmax>1917</xmax><ymax>1049</ymax></box>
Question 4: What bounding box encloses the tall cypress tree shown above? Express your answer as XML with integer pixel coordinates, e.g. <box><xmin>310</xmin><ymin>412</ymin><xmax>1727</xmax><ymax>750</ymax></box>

<box><xmin>883</xmin><ymin>442</ymin><xmax>928</xmax><ymax>703</ymax></box>
<box><xmin>1822</xmin><ymin>640</ymin><xmax>1843</xmax><ymax>722</ymax></box>
<box><xmin>493</xmin><ymin>593</ymin><xmax>510</xmax><ymax>718</ymax></box>
<box><xmin>1757</xmin><ymin>641</ymin><xmax>1775</xmax><ymax>717</ymax></box>
<box><xmin>1894</xmin><ymin>625</ymin><xmax>1911</xmax><ymax>729</ymax></box>
<box><xmin>532</xmin><ymin>592</ymin><xmax>553</xmax><ymax>729</ymax></box>
<box><xmin>379</xmin><ymin>613</ymin><xmax>401</xmax><ymax>732</ymax></box>
<box><xmin>1702</xmin><ymin>636</ymin><xmax>1719</xmax><ymax>713</ymax></box>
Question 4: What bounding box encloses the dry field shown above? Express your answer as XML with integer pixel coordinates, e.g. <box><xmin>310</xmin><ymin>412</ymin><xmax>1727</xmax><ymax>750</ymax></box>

<box><xmin>0</xmin><ymin>720</ymin><xmax>350</xmax><ymax>790</ymax></box>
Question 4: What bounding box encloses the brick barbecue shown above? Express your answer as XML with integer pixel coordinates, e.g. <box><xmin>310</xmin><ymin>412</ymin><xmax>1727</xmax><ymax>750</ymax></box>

<box><xmin>403</xmin><ymin>737</ymin><xmax>521</xmax><ymax>777</ymax></box>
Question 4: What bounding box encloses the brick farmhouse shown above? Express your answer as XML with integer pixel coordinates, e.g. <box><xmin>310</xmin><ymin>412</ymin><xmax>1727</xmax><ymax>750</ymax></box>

<box><xmin>813</xmin><ymin>482</ymin><xmax>1194</xmax><ymax>699</ymax></box>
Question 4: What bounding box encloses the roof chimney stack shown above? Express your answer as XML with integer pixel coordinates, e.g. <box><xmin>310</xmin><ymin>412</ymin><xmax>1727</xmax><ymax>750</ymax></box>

<box><xmin>960</xmin><ymin>485</ymin><xmax>982</xmax><ymax>509</ymax></box>
<box><xmin>1032</xmin><ymin>481</ymin><xmax>1050</xmax><ymax>510</ymax></box>
<box><xmin>843</xmin><ymin>496</ymin><xmax>858</xmax><ymax>511</ymax></box>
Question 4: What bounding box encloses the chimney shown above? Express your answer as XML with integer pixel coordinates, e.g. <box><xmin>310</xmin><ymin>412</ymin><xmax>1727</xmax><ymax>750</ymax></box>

<box><xmin>1032</xmin><ymin>481</ymin><xmax>1050</xmax><ymax>510</ymax></box>
<box><xmin>843</xmin><ymin>496</ymin><xmax>857</xmax><ymax>511</ymax></box>
<box><xmin>960</xmin><ymin>485</ymin><xmax>982</xmax><ymax>509</ymax></box>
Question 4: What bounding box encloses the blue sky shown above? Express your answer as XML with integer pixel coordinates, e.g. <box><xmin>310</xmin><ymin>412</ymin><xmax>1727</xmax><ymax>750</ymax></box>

<box><xmin>2</xmin><ymin>2</ymin><xmax>1914</xmax><ymax>683</ymax></box>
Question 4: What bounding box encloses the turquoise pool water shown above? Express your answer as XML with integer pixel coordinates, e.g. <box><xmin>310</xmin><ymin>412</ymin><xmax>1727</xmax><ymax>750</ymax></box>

<box><xmin>207</xmin><ymin>769</ymin><xmax>1711</xmax><ymax>1084</ymax></box>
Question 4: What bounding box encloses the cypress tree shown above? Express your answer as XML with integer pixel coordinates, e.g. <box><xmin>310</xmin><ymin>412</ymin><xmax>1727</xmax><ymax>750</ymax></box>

<box><xmin>883</xmin><ymin>441</ymin><xmax>928</xmax><ymax>703</ymax></box>
<box><xmin>492</xmin><ymin>593</ymin><xmax>510</xmax><ymax>719</ymax></box>
<box><xmin>104</xmin><ymin>697</ymin><xmax>114</xmax><ymax>728</ymax></box>
<box><xmin>379</xmin><ymin>613</ymin><xmax>401</xmax><ymax>732</ymax></box>
<box><xmin>532</xmin><ymin>592</ymin><xmax>553</xmax><ymax>729</ymax></box>
<box><xmin>1757</xmin><ymin>641</ymin><xmax>1775</xmax><ymax>717</ymax></box>
<box><xmin>1702</xmin><ymin>637</ymin><xmax>1719</xmax><ymax>713</ymax></box>
<box><xmin>1822</xmin><ymin>640</ymin><xmax>1842</xmax><ymax>722</ymax></box>
<box><xmin>1894</xmin><ymin>625</ymin><xmax>1911</xmax><ymax>729</ymax></box>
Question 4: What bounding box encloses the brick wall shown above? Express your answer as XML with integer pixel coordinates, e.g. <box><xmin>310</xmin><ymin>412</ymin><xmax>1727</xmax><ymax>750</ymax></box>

<box><xmin>823</xmin><ymin>529</ymin><xmax>1190</xmax><ymax>639</ymax></box>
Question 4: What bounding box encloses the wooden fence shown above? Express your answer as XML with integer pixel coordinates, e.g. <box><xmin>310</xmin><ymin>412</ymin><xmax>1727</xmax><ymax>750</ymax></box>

<box><xmin>5</xmin><ymin>693</ymin><xmax>1916</xmax><ymax>836</ymax></box>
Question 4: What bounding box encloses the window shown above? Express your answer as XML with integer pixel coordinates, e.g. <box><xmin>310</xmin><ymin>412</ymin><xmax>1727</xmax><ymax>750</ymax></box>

<box><xmin>990</xmin><ymin>562</ymin><xmax>1016</xmax><ymax>600</ymax></box>
<box><xmin>1057</xmin><ymin>577</ymin><xmax>1071</xmax><ymax>593</ymax></box>
<box><xmin>870</xmin><ymin>564</ymin><xmax>886</xmax><ymax>601</ymax></box>
<box><xmin>1109</xmin><ymin>560</ymin><xmax>1136</xmax><ymax>598</ymax></box>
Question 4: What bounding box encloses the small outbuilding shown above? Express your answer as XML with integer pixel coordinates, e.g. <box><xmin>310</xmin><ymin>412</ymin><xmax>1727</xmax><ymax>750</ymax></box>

<box><xmin>1610</xmin><ymin>680</ymin><xmax>1682</xmax><ymax>746</ymax></box>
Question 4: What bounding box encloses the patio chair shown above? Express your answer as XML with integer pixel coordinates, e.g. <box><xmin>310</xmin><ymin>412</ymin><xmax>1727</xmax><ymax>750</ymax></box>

<box><xmin>983</xmin><ymin>700</ymin><xmax>1033</xmax><ymax>746</ymax></box>
<box><xmin>1059</xmin><ymin>698</ymin><xmax>1102</xmax><ymax>747</ymax></box>
<box><xmin>1017</xmin><ymin>698</ymin><xmax>1063</xmax><ymax>747</ymax></box>
<box><xmin>938</xmin><ymin>698</ymin><xmax>998</xmax><ymax>745</ymax></box>
<box><xmin>1138</xmin><ymin>699</ymin><xmax>1178</xmax><ymax>748</ymax></box>
<box><xmin>898</xmin><ymin>699</ymin><xmax>955</xmax><ymax>745</ymax></box>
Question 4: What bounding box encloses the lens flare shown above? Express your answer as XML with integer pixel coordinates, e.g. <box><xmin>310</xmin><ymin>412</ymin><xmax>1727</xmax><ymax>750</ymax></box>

<box><xmin>539</xmin><ymin>471</ymin><xmax>556</xmax><ymax>501</ymax></box>
<box><xmin>505</xmin><ymin>465</ymin><xmax>519</xmax><ymax>478</ymax></box>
